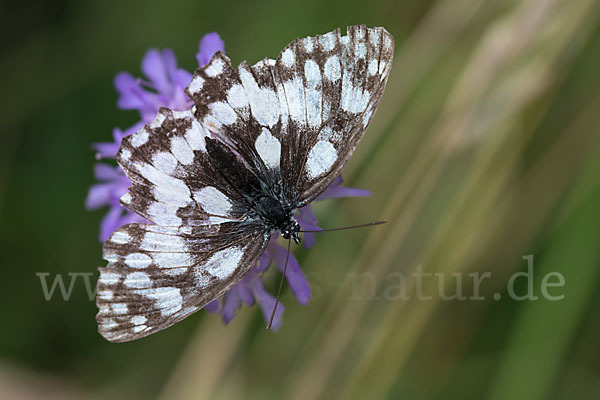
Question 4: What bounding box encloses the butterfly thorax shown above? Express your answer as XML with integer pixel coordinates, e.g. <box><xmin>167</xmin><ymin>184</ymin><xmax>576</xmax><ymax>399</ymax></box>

<box><xmin>254</xmin><ymin>195</ymin><xmax>300</xmax><ymax>244</ymax></box>
<box><xmin>204</xmin><ymin>137</ymin><xmax>300</xmax><ymax>242</ymax></box>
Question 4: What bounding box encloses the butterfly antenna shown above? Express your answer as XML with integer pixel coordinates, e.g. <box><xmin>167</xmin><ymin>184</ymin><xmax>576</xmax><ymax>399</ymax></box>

<box><xmin>267</xmin><ymin>238</ymin><xmax>292</xmax><ymax>330</ymax></box>
<box><xmin>300</xmin><ymin>219</ymin><xmax>386</xmax><ymax>233</ymax></box>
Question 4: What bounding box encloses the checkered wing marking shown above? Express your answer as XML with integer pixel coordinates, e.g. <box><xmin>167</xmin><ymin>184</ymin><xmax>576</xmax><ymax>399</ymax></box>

<box><xmin>116</xmin><ymin>108</ymin><xmax>253</xmax><ymax>227</ymax></box>
<box><xmin>97</xmin><ymin>223</ymin><xmax>269</xmax><ymax>342</ymax></box>
<box><xmin>283</xmin><ymin>25</ymin><xmax>394</xmax><ymax>204</ymax></box>
<box><xmin>185</xmin><ymin>25</ymin><xmax>394</xmax><ymax>206</ymax></box>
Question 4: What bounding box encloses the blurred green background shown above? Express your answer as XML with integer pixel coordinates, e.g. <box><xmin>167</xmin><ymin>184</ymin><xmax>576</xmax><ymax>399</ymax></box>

<box><xmin>2</xmin><ymin>0</ymin><xmax>600</xmax><ymax>399</ymax></box>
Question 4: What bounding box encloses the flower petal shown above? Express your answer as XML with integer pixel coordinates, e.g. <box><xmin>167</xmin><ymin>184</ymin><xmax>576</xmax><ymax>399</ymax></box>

<box><xmin>196</xmin><ymin>32</ymin><xmax>225</xmax><ymax>66</ymax></box>
<box><xmin>92</xmin><ymin>142</ymin><xmax>120</xmax><ymax>160</ymax></box>
<box><xmin>172</xmin><ymin>69</ymin><xmax>193</xmax><ymax>90</ymax></box>
<box><xmin>141</xmin><ymin>48</ymin><xmax>173</xmax><ymax>95</ymax></box>
<box><xmin>317</xmin><ymin>185</ymin><xmax>371</xmax><ymax>200</ymax></box>
<box><xmin>250</xmin><ymin>278</ymin><xmax>284</xmax><ymax>331</ymax></box>
<box><xmin>99</xmin><ymin>206</ymin><xmax>124</xmax><ymax>242</ymax></box>
<box><xmin>269</xmin><ymin>242</ymin><xmax>311</xmax><ymax>305</ymax></box>
<box><xmin>221</xmin><ymin>289</ymin><xmax>242</xmax><ymax>324</ymax></box>
<box><xmin>316</xmin><ymin>175</ymin><xmax>371</xmax><ymax>200</ymax></box>
<box><xmin>114</xmin><ymin>72</ymin><xmax>146</xmax><ymax>110</ymax></box>
<box><xmin>296</xmin><ymin>206</ymin><xmax>321</xmax><ymax>249</ymax></box>
<box><xmin>93</xmin><ymin>163</ymin><xmax>123</xmax><ymax>181</ymax></box>
<box><xmin>236</xmin><ymin>278</ymin><xmax>255</xmax><ymax>306</ymax></box>
<box><xmin>204</xmin><ymin>299</ymin><xmax>220</xmax><ymax>313</ymax></box>
<box><xmin>86</xmin><ymin>183</ymin><xmax>114</xmax><ymax>210</ymax></box>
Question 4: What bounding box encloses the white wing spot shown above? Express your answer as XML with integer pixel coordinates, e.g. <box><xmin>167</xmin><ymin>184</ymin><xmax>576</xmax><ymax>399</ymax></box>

<box><xmin>384</xmin><ymin>34</ymin><xmax>393</xmax><ymax>51</ymax></box>
<box><xmin>185</xmin><ymin>120</ymin><xmax>207</xmax><ymax>152</ymax></box>
<box><xmin>281</xmin><ymin>48</ymin><xmax>295</xmax><ymax>68</ymax></box>
<box><xmin>131</xmin><ymin>128</ymin><xmax>149</xmax><ymax>147</ymax></box>
<box><xmin>194</xmin><ymin>187</ymin><xmax>232</xmax><ymax>216</ymax></box>
<box><xmin>205</xmin><ymin>57</ymin><xmax>225</xmax><ymax>77</ymax></box>
<box><xmin>100</xmin><ymin>272</ymin><xmax>120</xmax><ymax>286</ymax></box>
<box><xmin>209</xmin><ymin>102</ymin><xmax>238</xmax><ymax>125</ymax></box>
<box><xmin>304</xmin><ymin>59</ymin><xmax>321</xmax><ymax>84</ymax></box>
<box><xmin>103</xmin><ymin>319</ymin><xmax>117</xmax><ymax>330</ymax></box>
<box><xmin>151</xmin><ymin>152</ymin><xmax>179</xmax><ymax>175</ymax></box>
<box><xmin>124</xmin><ymin>271</ymin><xmax>152</xmax><ymax>288</ymax></box>
<box><xmin>125</xmin><ymin>253</ymin><xmax>152</xmax><ymax>269</ymax></box>
<box><xmin>368</xmin><ymin>59</ymin><xmax>378</xmax><ymax>76</ymax></box>
<box><xmin>306</xmin><ymin>140</ymin><xmax>338</xmax><ymax>179</ymax></box>
<box><xmin>131</xmin><ymin>315</ymin><xmax>147</xmax><ymax>325</ymax></box>
<box><xmin>195</xmin><ymin>272</ymin><xmax>211</xmax><ymax>288</ymax></box>
<box><xmin>111</xmin><ymin>303</ymin><xmax>128</xmax><ymax>315</ymax></box>
<box><xmin>150</xmin><ymin>112</ymin><xmax>166</xmax><ymax>129</ymax></box>
<box><xmin>141</xmin><ymin>231</ymin><xmax>184</xmax><ymax>252</ymax></box>
<box><xmin>342</xmin><ymin>84</ymin><xmax>371</xmax><ymax>114</ymax></box>
<box><xmin>110</xmin><ymin>230</ymin><xmax>130</xmax><ymax>245</ymax></box>
<box><xmin>356</xmin><ymin>42</ymin><xmax>367</xmax><ymax>59</ymax></box>
<box><xmin>319</xmin><ymin>32</ymin><xmax>337</xmax><ymax>51</ymax></box>
<box><xmin>104</xmin><ymin>253</ymin><xmax>119</xmax><ymax>263</ymax></box>
<box><xmin>97</xmin><ymin>290</ymin><xmax>113</xmax><ymax>300</ymax></box>
<box><xmin>133</xmin><ymin>325</ymin><xmax>147</xmax><ymax>333</ymax></box>
<box><xmin>255</xmin><ymin>128</ymin><xmax>281</xmax><ymax>169</ymax></box>
<box><xmin>170</xmin><ymin>136</ymin><xmax>194</xmax><ymax>165</ymax></box>
<box><xmin>164</xmin><ymin>267</ymin><xmax>188</xmax><ymax>277</ymax></box>
<box><xmin>324</xmin><ymin>56</ymin><xmax>341</xmax><ymax>82</ymax></box>
<box><xmin>378</xmin><ymin>60</ymin><xmax>388</xmax><ymax>75</ymax></box>
<box><xmin>303</xmin><ymin>37</ymin><xmax>314</xmax><ymax>53</ymax></box>
<box><xmin>120</xmin><ymin>149</ymin><xmax>131</xmax><ymax>161</ymax></box>
<box><xmin>154</xmin><ymin>252</ymin><xmax>192</xmax><ymax>268</ymax></box>
<box><xmin>208</xmin><ymin>216</ymin><xmax>233</xmax><ymax>225</ymax></box>
<box><xmin>188</xmin><ymin>75</ymin><xmax>204</xmax><ymax>94</ymax></box>
<box><xmin>121</xmin><ymin>192</ymin><xmax>132</xmax><ymax>205</ymax></box>
<box><xmin>146</xmin><ymin>202</ymin><xmax>182</xmax><ymax>226</ymax></box>
<box><xmin>318</xmin><ymin>125</ymin><xmax>337</xmax><ymax>141</ymax></box>
<box><xmin>226</xmin><ymin>84</ymin><xmax>248</xmax><ymax>110</ymax></box>
<box><xmin>205</xmin><ymin>246</ymin><xmax>244</xmax><ymax>279</ymax></box>
<box><xmin>238</xmin><ymin>67</ymin><xmax>279</xmax><ymax>127</ymax></box>
<box><xmin>370</xmin><ymin>31</ymin><xmax>381</xmax><ymax>47</ymax></box>
<box><xmin>283</xmin><ymin>77</ymin><xmax>305</xmax><ymax>125</ymax></box>
<box><xmin>136</xmin><ymin>287</ymin><xmax>182</xmax><ymax>317</ymax></box>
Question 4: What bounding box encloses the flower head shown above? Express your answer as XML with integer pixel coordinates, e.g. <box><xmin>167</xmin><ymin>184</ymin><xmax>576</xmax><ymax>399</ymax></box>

<box><xmin>87</xmin><ymin>33</ymin><xmax>225</xmax><ymax>240</ymax></box>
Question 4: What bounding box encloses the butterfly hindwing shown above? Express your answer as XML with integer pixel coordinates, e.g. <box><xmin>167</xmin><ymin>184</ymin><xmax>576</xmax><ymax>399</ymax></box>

<box><xmin>97</xmin><ymin>223</ymin><xmax>268</xmax><ymax>342</ymax></box>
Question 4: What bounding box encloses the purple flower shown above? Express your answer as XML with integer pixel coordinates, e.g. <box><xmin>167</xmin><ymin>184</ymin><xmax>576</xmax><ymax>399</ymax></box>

<box><xmin>114</xmin><ymin>34</ymin><xmax>224</xmax><ymax>124</ymax></box>
<box><xmin>208</xmin><ymin>176</ymin><xmax>370</xmax><ymax>330</ymax></box>
<box><xmin>87</xmin><ymin>33</ymin><xmax>225</xmax><ymax>241</ymax></box>
<box><xmin>88</xmin><ymin>32</ymin><xmax>371</xmax><ymax>330</ymax></box>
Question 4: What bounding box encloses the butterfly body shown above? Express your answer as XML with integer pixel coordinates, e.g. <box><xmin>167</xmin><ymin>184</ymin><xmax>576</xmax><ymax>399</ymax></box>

<box><xmin>96</xmin><ymin>25</ymin><xmax>394</xmax><ymax>342</ymax></box>
<box><xmin>205</xmin><ymin>135</ymin><xmax>300</xmax><ymax>242</ymax></box>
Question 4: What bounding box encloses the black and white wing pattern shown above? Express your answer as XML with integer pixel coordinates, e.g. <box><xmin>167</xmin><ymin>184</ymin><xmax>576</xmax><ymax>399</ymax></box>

<box><xmin>96</xmin><ymin>25</ymin><xmax>394</xmax><ymax>342</ymax></box>
<box><xmin>185</xmin><ymin>25</ymin><xmax>394</xmax><ymax>206</ymax></box>
<box><xmin>97</xmin><ymin>223</ymin><xmax>266</xmax><ymax>342</ymax></box>
<box><xmin>97</xmin><ymin>109</ymin><xmax>270</xmax><ymax>342</ymax></box>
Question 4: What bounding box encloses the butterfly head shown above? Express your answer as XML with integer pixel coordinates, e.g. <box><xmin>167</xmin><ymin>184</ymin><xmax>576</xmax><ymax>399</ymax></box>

<box><xmin>280</xmin><ymin>217</ymin><xmax>301</xmax><ymax>244</ymax></box>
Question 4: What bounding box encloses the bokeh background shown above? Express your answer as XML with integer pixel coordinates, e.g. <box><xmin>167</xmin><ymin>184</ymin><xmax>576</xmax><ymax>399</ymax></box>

<box><xmin>2</xmin><ymin>0</ymin><xmax>600</xmax><ymax>399</ymax></box>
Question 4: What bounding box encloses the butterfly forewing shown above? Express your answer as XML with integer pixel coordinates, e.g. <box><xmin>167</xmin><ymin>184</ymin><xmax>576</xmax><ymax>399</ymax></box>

<box><xmin>186</xmin><ymin>25</ymin><xmax>394</xmax><ymax>206</ymax></box>
<box><xmin>281</xmin><ymin>25</ymin><xmax>394</xmax><ymax>204</ymax></box>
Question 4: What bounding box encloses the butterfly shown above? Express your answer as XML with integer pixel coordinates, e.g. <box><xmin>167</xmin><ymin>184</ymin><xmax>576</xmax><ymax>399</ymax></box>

<box><xmin>96</xmin><ymin>25</ymin><xmax>394</xmax><ymax>342</ymax></box>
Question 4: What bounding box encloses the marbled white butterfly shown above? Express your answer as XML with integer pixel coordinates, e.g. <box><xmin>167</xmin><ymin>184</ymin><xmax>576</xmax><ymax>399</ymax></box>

<box><xmin>96</xmin><ymin>25</ymin><xmax>394</xmax><ymax>342</ymax></box>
